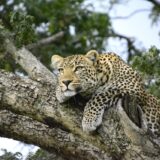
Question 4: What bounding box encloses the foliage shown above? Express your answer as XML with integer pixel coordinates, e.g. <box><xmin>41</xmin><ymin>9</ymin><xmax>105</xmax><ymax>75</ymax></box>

<box><xmin>0</xmin><ymin>149</ymin><xmax>22</xmax><ymax>160</ymax></box>
<box><xmin>0</xmin><ymin>0</ymin><xmax>159</xmax><ymax>71</ymax></box>
<box><xmin>0</xmin><ymin>149</ymin><xmax>62</xmax><ymax>160</ymax></box>
<box><xmin>0</xmin><ymin>0</ymin><xmax>111</xmax><ymax>71</ymax></box>
<box><xmin>149</xmin><ymin>1</ymin><xmax>160</xmax><ymax>25</ymax></box>
<box><xmin>10</xmin><ymin>11</ymin><xmax>36</xmax><ymax>47</ymax></box>
<box><xmin>26</xmin><ymin>149</ymin><xmax>60</xmax><ymax>160</ymax></box>
<box><xmin>132</xmin><ymin>46</ymin><xmax>160</xmax><ymax>98</ymax></box>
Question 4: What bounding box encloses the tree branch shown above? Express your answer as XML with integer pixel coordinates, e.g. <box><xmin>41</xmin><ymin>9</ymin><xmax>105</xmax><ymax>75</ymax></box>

<box><xmin>111</xmin><ymin>9</ymin><xmax>151</xmax><ymax>20</ymax></box>
<box><xmin>0</xmin><ymin>70</ymin><xmax>120</xmax><ymax>157</ymax></box>
<box><xmin>0</xmin><ymin>31</ymin><xmax>160</xmax><ymax>159</ymax></box>
<box><xmin>26</xmin><ymin>31</ymin><xmax>64</xmax><ymax>50</ymax></box>
<box><xmin>108</xmin><ymin>31</ymin><xmax>141</xmax><ymax>61</ymax></box>
<box><xmin>0</xmin><ymin>70</ymin><xmax>160</xmax><ymax>159</ymax></box>
<box><xmin>0</xmin><ymin>110</ymin><xmax>110</xmax><ymax>160</ymax></box>
<box><xmin>3</xmin><ymin>38</ymin><xmax>56</xmax><ymax>84</ymax></box>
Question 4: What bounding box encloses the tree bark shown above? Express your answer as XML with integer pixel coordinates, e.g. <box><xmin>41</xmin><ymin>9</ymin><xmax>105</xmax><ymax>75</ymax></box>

<box><xmin>0</xmin><ymin>110</ymin><xmax>110</xmax><ymax>160</ymax></box>
<box><xmin>0</xmin><ymin>37</ymin><xmax>160</xmax><ymax>160</ymax></box>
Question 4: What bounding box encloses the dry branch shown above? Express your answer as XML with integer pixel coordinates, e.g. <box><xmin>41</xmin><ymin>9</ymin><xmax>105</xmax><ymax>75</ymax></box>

<box><xmin>111</xmin><ymin>9</ymin><xmax>151</xmax><ymax>20</ymax></box>
<box><xmin>108</xmin><ymin>30</ymin><xmax>141</xmax><ymax>61</ymax></box>
<box><xmin>26</xmin><ymin>31</ymin><xmax>64</xmax><ymax>50</ymax></box>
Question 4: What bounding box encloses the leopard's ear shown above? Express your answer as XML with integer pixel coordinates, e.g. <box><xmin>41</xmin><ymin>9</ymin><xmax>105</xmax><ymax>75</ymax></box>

<box><xmin>85</xmin><ymin>50</ymin><xmax>99</xmax><ymax>65</ymax></box>
<box><xmin>51</xmin><ymin>55</ymin><xmax>64</xmax><ymax>69</ymax></box>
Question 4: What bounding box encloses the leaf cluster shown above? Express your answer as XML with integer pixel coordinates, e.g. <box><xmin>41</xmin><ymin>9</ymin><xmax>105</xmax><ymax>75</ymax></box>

<box><xmin>0</xmin><ymin>149</ymin><xmax>22</xmax><ymax>160</ymax></box>
<box><xmin>0</xmin><ymin>0</ymin><xmax>111</xmax><ymax>71</ymax></box>
<box><xmin>10</xmin><ymin>11</ymin><xmax>36</xmax><ymax>47</ymax></box>
<box><xmin>132</xmin><ymin>46</ymin><xmax>160</xmax><ymax>98</ymax></box>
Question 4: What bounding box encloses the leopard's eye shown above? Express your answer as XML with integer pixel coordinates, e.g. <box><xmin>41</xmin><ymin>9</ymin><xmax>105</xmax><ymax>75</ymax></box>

<box><xmin>58</xmin><ymin>68</ymin><xmax>64</xmax><ymax>72</ymax></box>
<box><xmin>53</xmin><ymin>67</ymin><xmax>63</xmax><ymax>76</ymax></box>
<box><xmin>74</xmin><ymin>66</ymin><xmax>84</xmax><ymax>72</ymax></box>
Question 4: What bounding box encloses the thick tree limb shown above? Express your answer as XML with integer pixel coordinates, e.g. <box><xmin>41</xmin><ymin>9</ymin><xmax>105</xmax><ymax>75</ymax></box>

<box><xmin>0</xmin><ymin>70</ymin><xmax>160</xmax><ymax>159</ymax></box>
<box><xmin>0</xmin><ymin>70</ymin><xmax>123</xmax><ymax>157</ymax></box>
<box><xmin>0</xmin><ymin>32</ymin><xmax>160</xmax><ymax>159</ymax></box>
<box><xmin>3</xmin><ymin>38</ymin><xmax>56</xmax><ymax>84</ymax></box>
<box><xmin>26</xmin><ymin>31</ymin><xmax>64</xmax><ymax>50</ymax></box>
<box><xmin>0</xmin><ymin>110</ymin><xmax>110</xmax><ymax>160</ymax></box>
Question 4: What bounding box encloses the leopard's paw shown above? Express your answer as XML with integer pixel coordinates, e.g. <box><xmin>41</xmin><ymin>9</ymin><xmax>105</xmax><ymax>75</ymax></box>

<box><xmin>82</xmin><ymin>115</ymin><xmax>103</xmax><ymax>133</ymax></box>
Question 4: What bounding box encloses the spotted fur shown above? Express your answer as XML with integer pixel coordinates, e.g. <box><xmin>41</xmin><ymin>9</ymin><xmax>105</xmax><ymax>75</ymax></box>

<box><xmin>51</xmin><ymin>50</ymin><xmax>160</xmax><ymax>136</ymax></box>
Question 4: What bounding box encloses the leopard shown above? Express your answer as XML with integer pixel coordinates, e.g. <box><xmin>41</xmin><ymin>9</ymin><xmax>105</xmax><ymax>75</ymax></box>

<box><xmin>51</xmin><ymin>50</ymin><xmax>160</xmax><ymax>137</ymax></box>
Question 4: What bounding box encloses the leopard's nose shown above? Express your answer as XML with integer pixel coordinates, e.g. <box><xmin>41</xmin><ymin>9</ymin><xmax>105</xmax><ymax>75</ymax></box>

<box><xmin>62</xmin><ymin>80</ymin><xmax>72</xmax><ymax>86</ymax></box>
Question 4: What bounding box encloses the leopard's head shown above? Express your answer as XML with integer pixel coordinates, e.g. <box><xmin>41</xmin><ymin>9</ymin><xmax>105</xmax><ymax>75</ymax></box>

<box><xmin>51</xmin><ymin>50</ymin><xmax>99</xmax><ymax>98</ymax></box>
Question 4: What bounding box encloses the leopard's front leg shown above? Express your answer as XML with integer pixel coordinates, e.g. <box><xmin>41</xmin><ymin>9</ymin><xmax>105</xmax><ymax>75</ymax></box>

<box><xmin>82</xmin><ymin>89</ymin><xmax>119</xmax><ymax>132</ymax></box>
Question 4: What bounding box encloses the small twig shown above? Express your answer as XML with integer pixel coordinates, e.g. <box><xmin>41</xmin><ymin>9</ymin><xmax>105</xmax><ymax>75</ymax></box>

<box><xmin>108</xmin><ymin>30</ymin><xmax>141</xmax><ymax>61</ymax></box>
<box><xmin>26</xmin><ymin>31</ymin><xmax>64</xmax><ymax>50</ymax></box>
<box><xmin>111</xmin><ymin>8</ymin><xmax>151</xmax><ymax>20</ymax></box>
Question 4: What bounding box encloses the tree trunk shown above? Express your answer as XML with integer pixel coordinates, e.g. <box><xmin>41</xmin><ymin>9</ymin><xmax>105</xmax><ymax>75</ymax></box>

<box><xmin>0</xmin><ymin>36</ymin><xmax>160</xmax><ymax>160</ymax></box>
